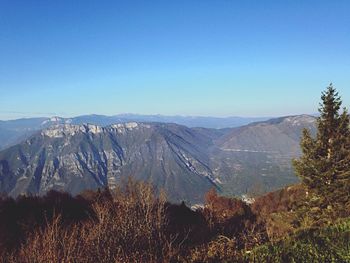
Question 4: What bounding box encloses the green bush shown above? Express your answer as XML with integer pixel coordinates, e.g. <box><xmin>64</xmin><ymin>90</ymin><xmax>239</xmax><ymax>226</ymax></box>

<box><xmin>246</xmin><ymin>218</ymin><xmax>350</xmax><ymax>262</ymax></box>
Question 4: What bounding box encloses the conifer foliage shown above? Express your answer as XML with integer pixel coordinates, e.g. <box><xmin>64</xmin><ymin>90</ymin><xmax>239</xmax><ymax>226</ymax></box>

<box><xmin>293</xmin><ymin>84</ymin><xmax>350</xmax><ymax>205</ymax></box>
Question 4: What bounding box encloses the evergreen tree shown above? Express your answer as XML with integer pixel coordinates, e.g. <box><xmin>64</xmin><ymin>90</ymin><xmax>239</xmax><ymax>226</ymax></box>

<box><xmin>293</xmin><ymin>84</ymin><xmax>350</xmax><ymax>206</ymax></box>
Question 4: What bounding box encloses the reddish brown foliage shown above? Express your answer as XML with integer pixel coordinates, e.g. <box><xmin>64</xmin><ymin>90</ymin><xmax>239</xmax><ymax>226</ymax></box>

<box><xmin>0</xmin><ymin>183</ymin><xmax>309</xmax><ymax>262</ymax></box>
<box><xmin>202</xmin><ymin>188</ymin><xmax>268</xmax><ymax>249</ymax></box>
<box><xmin>252</xmin><ymin>184</ymin><xmax>307</xmax><ymax>216</ymax></box>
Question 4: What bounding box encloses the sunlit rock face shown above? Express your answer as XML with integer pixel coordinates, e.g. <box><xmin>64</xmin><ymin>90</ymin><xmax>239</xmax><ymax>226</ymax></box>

<box><xmin>0</xmin><ymin>122</ymin><xmax>218</xmax><ymax>202</ymax></box>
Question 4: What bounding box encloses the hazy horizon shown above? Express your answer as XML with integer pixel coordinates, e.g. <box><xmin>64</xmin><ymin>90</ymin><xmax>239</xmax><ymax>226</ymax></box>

<box><xmin>0</xmin><ymin>111</ymin><xmax>319</xmax><ymax>122</ymax></box>
<box><xmin>1</xmin><ymin>1</ymin><xmax>349</xmax><ymax>120</ymax></box>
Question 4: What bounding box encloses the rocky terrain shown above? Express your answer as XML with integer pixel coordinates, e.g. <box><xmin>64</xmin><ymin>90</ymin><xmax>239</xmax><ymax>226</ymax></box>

<box><xmin>0</xmin><ymin>115</ymin><xmax>317</xmax><ymax>202</ymax></box>
<box><xmin>0</xmin><ymin>114</ymin><xmax>268</xmax><ymax>150</ymax></box>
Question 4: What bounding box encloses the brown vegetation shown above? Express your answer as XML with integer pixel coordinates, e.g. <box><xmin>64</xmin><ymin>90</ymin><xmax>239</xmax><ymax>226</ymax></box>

<box><xmin>0</xmin><ymin>181</ymin><xmax>347</xmax><ymax>262</ymax></box>
<box><xmin>0</xmin><ymin>179</ymin><xmax>271</xmax><ymax>262</ymax></box>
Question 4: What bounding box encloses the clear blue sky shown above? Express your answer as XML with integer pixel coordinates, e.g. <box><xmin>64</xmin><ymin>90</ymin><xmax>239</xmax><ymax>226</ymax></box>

<box><xmin>1</xmin><ymin>0</ymin><xmax>350</xmax><ymax>120</ymax></box>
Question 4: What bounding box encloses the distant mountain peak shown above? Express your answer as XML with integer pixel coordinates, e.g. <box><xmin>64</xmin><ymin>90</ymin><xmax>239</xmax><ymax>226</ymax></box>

<box><xmin>283</xmin><ymin>115</ymin><xmax>316</xmax><ymax>126</ymax></box>
<box><xmin>40</xmin><ymin>122</ymin><xmax>158</xmax><ymax>139</ymax></box>
<box><xmin>41</xmin><ymin>124</ymin><xmax>103</xmax><ymax>138</ymax></box>
<box><xmin>259</xmin><ymin>114</ymin><xmax>316</xmax><ymax>126</ymax></box>
<box><xmin>111</xmin><ymin>122</ymin><xmax>142</xmax><ymax>129</ymax></box>
<box><xmin>40</xmin><ymin>116</ymin><xmax>70</xmax><ymax>126</ymax></box>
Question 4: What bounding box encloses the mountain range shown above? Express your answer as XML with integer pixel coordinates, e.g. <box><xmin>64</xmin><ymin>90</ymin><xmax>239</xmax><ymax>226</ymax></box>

<box><xmin>0</xmin><ymin>114</ymin><xmax>269</xmax><ymax>150</ymax></box>
<box><xmin>0</xmin><ymin>115</ymin><xmax>317</xmax><ymax>203</ymax></box>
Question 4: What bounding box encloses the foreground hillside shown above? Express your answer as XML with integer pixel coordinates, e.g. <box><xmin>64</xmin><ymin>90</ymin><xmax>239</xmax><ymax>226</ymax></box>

<box><xmin>0</xmin><ymin>115</ymin><xmax>316</xmax><ymax>202</ymax></box>
<box><xmin>0</xmin><ymin>182</ymin><xmax>348</xmax><ymax>262</ymax></box>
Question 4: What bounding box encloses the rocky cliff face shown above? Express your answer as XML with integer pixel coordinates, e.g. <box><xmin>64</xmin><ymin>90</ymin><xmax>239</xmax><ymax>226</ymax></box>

<box><xmin>0</xmin><ymin>122</ymin><xmax>218</xmax><ymax>202</ymax></box>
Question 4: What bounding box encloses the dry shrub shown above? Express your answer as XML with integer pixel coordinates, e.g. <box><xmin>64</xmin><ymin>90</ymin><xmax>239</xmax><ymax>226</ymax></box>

<box><xmin>203</xmin><ymin>189</ymin><xmax>266</xmax><ymax>242</ymax></box>
<box><xmin>0</xmin><ymin>191</ymin><xmax>93</xmax><ymax>252</ymax></box>
<box><xmin>184</xmin><ymin>235</ymin><xmax>241</xmax><ymax>263</ymax></box>
<box><xmin>251</xmin><ymin>184</ymin><xmax>307</xmax><ymax>240</ymax></box>
<box><xmin>165</xmin><ymin>201</ymin><xmax>208</xmax><ymax>246</ymax></box>
<box><xmin>198</xmin><ymin>188</ymin><xmax>268</xmax><ymax>253</ymax></box>
<box><xmin>11</xmin><ymin>180</ymin><xmax>180</xmax><ymax>263</ymax></box>
<box><xmin>204</xmin><ymin>188</ymin><xmax>252</xmax><ymax>223</ymax></box>
<box><xmin>0</xmin><ymin>183</ymin><xmax>302</xmax><ymax>262</ymax></box>
<box><xmin>252</xmin><ymin>184</ymin><xmax>307</xmax><ymax>216</ymax></box>
<box><xmin>15</xmin><ymin>216</ymin><xmax>82</xmax><ymax>263</ymax></box>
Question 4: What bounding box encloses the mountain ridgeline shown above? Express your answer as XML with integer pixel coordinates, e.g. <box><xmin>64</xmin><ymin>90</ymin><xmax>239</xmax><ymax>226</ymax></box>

<box><xmin>0</xmin><ymin>114</ymin><xmax>269</xmax><ymax>150</ymax></box>
<box><xmin>0</xmin><ymin>115</ymin><xmax>316</xmax><ymax>202</ymax></box>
